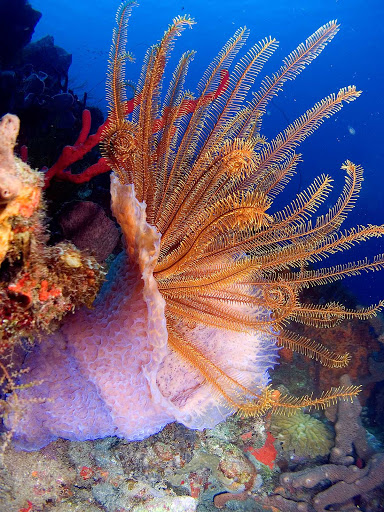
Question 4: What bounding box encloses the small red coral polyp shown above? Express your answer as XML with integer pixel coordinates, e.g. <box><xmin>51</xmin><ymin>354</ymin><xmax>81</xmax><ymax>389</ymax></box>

<box><xmin>38</xmin><ymin>280</ymin><xmax>62</xmax><ymax>302</ymax></box>
<box><xmin>8</xmin><ymin>274</ymin><xmax>37</xmax><ymax>307</ymax></box>
<box><xmin>80</xmin><ymin>466</ymin><xmax>94</xmax><ymax>480</ymax></box>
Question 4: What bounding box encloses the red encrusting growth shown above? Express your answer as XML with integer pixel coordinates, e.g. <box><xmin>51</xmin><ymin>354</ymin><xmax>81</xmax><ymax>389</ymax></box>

<box><xmin>18</xmin><ymin>501</ymin><xmax>34</xmax><ymax>512</ymax></box>
<box><xmin>246</xmin><ymin>431</ymin><xmax>277</xmax><ymax>469</ymax></box>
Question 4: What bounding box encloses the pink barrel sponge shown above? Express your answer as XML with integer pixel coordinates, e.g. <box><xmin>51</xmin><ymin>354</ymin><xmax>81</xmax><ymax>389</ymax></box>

<box><xmin>10</xmin><ymin>176</ymin><xmax>278</xmax><ymax>450</ymax></box>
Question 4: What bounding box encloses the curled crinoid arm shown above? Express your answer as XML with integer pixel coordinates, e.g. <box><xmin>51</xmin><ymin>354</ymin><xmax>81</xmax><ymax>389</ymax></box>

<box><xmin>102</xmin><ymin>120</ymin><xmax>137</xmax><ymax>184</ymax></box>
<box><xmin>289</xmin><ymin>301</ymin><xmax>384</xmax><ymax>328</ymax></box>
<box><xmin>276</xmin><ymin>330</ymin><xmax>351</xmax><ymax>368</ymax></box>
<box><xmin>232</xmin><ymin>384</ymin><xmax>360</xmax><ymax>418</ymax></box>
<box><xmin>270</xmin><ymin>385</ymin><xmax>362</xmax><ymax>416</ymax></box>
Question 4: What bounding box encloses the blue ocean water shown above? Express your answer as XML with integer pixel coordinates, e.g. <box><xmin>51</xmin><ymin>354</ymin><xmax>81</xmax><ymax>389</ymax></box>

<box><xmin>30</xmin><ymin>0</ymin><xmax>384</xmax><ymax>305</ymax></box>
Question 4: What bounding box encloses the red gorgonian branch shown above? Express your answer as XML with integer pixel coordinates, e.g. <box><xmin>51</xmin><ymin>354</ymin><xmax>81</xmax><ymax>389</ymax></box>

<box><xmin>43</xmin><ymin>70</ymin><xmax>230</xmax><ymax>188</ymax></box>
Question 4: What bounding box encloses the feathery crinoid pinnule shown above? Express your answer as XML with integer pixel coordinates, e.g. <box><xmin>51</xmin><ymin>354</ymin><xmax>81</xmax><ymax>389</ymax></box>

<box><xmin>101</xmin><ymin>1</ymin><xmax>384</xmax><ymax>417</ymax></box>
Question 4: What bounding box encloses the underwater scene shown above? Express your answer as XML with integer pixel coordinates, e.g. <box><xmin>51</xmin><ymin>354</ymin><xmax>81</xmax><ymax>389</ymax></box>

<box><xmin>1</xmin><ymin>0</ymin><xmax>384</xmax><ymax>510</ymax></box>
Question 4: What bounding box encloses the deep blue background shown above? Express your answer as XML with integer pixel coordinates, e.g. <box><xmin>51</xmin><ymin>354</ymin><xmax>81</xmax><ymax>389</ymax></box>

<box><xmin>30</xmin><ymin>0</ymin><xmax>384</xmax><ymax>306</ymax></box>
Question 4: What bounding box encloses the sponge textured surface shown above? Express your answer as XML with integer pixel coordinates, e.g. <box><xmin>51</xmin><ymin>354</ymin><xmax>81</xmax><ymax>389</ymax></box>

<box><xmin>13</xmin><ymin>250</ymin><xmax>174</xmax><ymax>450</ymax></box>
<box><xmin>11</xmin><ymin>179</ymin><xmax>278</xmax><ymax>450</ymax></box>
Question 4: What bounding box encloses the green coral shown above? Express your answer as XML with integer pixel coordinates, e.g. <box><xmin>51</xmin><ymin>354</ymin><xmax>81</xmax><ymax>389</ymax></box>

<box><xmin>270</xmin><ymin>411</ymin><xmax>333</xmax><ymax>458</ymax></box>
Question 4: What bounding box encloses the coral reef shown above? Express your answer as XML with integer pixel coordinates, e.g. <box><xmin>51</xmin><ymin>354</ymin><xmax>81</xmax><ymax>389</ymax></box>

<box><xmin>0</xmin><ymin>112</ymin><xmax>106</xmax><ymax>458</ymax></box>
<box><xmin>0</xmin><ymin>415</ymin><xmax>272</xmax><ymax>511</ymax></box>
<box><xmin>7</xmin><ymin>2</ymin><xmax>384</xmax><ymax>451</ymax></box>
<box><xmin>5</xmin><ymin>3</ymin><xmax>384</xmax><ymax>512</ymax></box>
<box><xmin>270</xmin><ymin>410</ymin><xmax>333</xmax><ymax>458</ymax></box>
<box><xmin>0</xmin><ymin>114</ymin><xmax>104</xmax><ymax>346</ymax></box>
<box><xmin>256</xmin><ymin>376</ymin><xmax>384</xmax><ymax>512</ymax></box>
